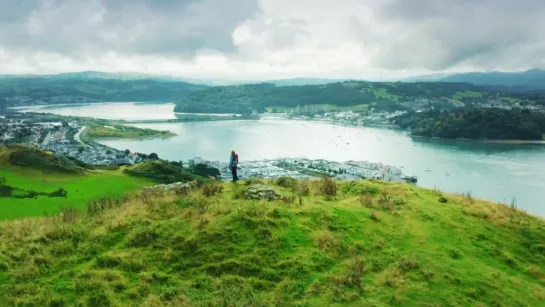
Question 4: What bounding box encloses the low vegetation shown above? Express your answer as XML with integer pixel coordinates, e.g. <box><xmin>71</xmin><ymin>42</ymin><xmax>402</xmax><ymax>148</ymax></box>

<box><xmin>1</xmin><ymin>178</ymin><xmax>544</xmax><ymax>305</ymax></box>
<box><xmin>87</xmin><ymin>125</ymin><xmax>174</xmax><ymax>139</ymax></box>
<box><xmin>7</xmin><ymin>146</ymin><xmax>88</xmax><ymax>174</ymax></box>
<box><xmin>393</xmin><ymin>107</ymin><xmax>545</xmax><ymax>140</ymax></box>
<box><xmin>123</xmin><ymin>160</ymin><xmax>217</xmax><ymax>185</ymax></box>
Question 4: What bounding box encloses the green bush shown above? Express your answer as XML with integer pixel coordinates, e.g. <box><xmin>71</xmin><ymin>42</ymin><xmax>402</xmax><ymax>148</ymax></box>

<box><xmin>275</xmin><ymin>176</ymin><xmax>298</xmax><ymax>189</ymax></box>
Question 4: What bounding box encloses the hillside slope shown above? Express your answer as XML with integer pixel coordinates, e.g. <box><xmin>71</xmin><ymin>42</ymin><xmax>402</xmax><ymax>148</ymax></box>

<box><xmin>408</xmin><ymin>69</ymin><xmax>545</xmax><ymax>91</ymax></box>
<box><xmin>0</xmin><ymin>146</ymin><xmax>151</xmax><ymax>219</ymax></box>
<box><xmin>1</xmin><ymin>179</ymin><xmax>544</xmax><ymax>306</ymax></box>
<box><xmin>0</xmin><ymin>75</ymin><xmax>208</xmax><ymax>107</ymax></box>
<box><xmin>173</xmin><ymin>81</ymin><xmax>519</xmax><ymax>114</ymax></box>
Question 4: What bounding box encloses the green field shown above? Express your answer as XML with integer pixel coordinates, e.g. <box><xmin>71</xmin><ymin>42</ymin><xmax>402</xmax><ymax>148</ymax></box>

<box><xmin>454</xmin><ymin>90</ymin><xmax>484</xmax><ymax>99</ymax></box>
<box><xmin>1</xmin><ymin>178</ymin><xmax>544</xmax><ymax>305</ymax></box>
<box><xmin>372</xmin><ymin>87</ymin><xmax>399</xmax><ymax>100</ymax></box>
<box><xmin>87</xmin><ymin>125</ymin><xmax>175</xmax><ymax>139</ymax></box>
<box><xmin>0</xmin><ymin>148</ymin><xmax>151</xmax><ymax>219</ymax></box>
<box><xmin>501</xmin><ymin>97</ymin><xmax>520</xmax><ymax>104</ymax></box>
<box><xmin>0</xmin><ymin>168</ymin><xmax>151</xmax><ymax>219</ymax></box>
<box><xmin>267</xmin><ymin>104</ymin><xmax>369</xmax><ymax>113</ymax></box>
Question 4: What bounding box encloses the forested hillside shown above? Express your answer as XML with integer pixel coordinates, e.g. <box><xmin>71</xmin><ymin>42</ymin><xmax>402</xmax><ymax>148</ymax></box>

<box><xmin>0</xmin><ymin>76</ymin><xmax>208</xmax><ymax>107</ymax></box>
<box><xmin>392</xmin><ymin>108</ymin><xmax>545</xmax><ymax>140</ymax></box>
<box><xmin>174</xmin><ymin>81</ymin><xmax>520</xmax><ymax>114</ymax></box>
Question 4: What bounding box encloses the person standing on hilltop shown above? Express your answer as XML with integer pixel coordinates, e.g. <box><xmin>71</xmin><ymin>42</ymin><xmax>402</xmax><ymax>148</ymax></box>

<box><xmin>229</xmin><ymin>150</ymin><xmax>239</xmax><ymax>182</ymax></box>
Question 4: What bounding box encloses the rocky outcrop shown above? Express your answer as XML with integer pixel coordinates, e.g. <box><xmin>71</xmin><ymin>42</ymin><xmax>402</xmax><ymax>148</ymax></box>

<box><xmin>439</xmin><ymin>197</ymin><xmax>448</xmax><ymax>203</ymax></box>
<box><xmin>141</xmin><ymin>181</ymin><xmax>198</xmax><ymax>195</ymax></box>
<box><xmin>244</xmin><ymin>184</ymin><xmax>282</xmax><ymax>201</ymax></box>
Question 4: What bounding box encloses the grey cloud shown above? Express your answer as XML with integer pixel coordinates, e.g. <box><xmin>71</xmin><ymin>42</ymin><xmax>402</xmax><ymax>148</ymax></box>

<box><xmin>0</xmin><ymin>0</ymin><xmax>260</xmax><ymax>58</ymax></box>
<box><xmin>362</xmin><ymin>0</ymin><xmax>545</xmax><ymax>70</ymax></box>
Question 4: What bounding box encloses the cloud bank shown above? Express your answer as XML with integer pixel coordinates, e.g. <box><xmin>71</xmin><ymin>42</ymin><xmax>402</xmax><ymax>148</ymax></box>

<box><xmin>0</xmin><ymin>0</ymin><xmax>544</xmax><ymax>80</ymax></box>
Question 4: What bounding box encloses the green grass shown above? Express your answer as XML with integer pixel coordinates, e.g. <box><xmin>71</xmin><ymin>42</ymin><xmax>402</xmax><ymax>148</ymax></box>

<box><xmin>0</xmin><ymin>147</ymin><xmax>151</xmax><ymax>219</ymax></box>
<box><xmin>88</xmin><ymin>125</ymin><xmax>175</xmax><ymax>139</ymax></box>
<box><xmin>453</xmin><ymin>91</ymin><xmax>485</xmax><ymax>101</ymax></box>
<box><xmin>372</xmin><ymin>88</ymin><xmax>399</xmax><ymax>101</ymax></box>
<box><xmin>1</xmin><ymin>179</ymin><xmax>544</xmax><ymax>305</ymax></box>
<box><xmin>0</xmin><ymin>167</ymin><xmax>151</xmax><ymax>219</ymax></box>
<box><xmin>501</xmin><ymin>97</ymin><xmax>520</xmax><ymax>104</ymax></box>
<box><xmin>267</xmin><ymin>104</ymin><xmax>369</xmax><ymax>113</ymax></box>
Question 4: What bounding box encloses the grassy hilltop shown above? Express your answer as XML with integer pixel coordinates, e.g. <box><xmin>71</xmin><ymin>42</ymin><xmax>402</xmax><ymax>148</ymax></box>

<box><xmin>1</xmin><ymin>177</ymin><xmax>545</xmax><ymax>306</ymax></box>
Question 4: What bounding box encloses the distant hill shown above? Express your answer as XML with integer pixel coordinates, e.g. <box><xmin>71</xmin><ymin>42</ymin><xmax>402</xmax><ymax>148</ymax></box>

<box><xmin>0</xmin><ymin>73</ymin><xmax>209</xmax><ymax>107</ymax></box>
<box><xmin>173</xmin><ymin>81</ymin><xmax>519</xmax><ymax>114</ymax></box>
<box><xmin>392</xmin><ymin>108</ymin><xmax>545</xmax><ymax>140</ymax></box>
<box><xmin>261</xmin><ymin>78</ymin><xmax>354</xmax><ymax>86</ymax></box>
<box><xmin>408</xmin><ymin>69</ymin><xmax>545</xmax><ymax>91</ymax></box>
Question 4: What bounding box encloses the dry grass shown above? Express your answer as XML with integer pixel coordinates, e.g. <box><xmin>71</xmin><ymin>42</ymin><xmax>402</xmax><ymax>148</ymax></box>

<box><xmin>314</xmin><ymin>229</ymin><xmax>341</xmax><ymax>257</ymax></box>
<box><xmin>315</xmin><ymin>177</ymin><xmax>337</xmax><ymax>199</ymax></box>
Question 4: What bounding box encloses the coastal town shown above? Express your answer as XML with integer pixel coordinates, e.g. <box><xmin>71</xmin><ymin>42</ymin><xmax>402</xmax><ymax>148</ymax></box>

<box><xmin>1</xmin><ymin>112</ymin><xmax>415</xmax><ymax>183</ymax></box>
<box><xmin>189</xmin><ymin>157</ymin><xmax>412</xmax><ymax>183</ymax></box>
<box><xmin>287</xmin><ymin>96</ymin><xmax>545</xmax><ymax>127</ymax></box>
<box><xmin>0</xmin><ymin>114</ymin><xmax>133</xmax><ymax>165</ymax></box>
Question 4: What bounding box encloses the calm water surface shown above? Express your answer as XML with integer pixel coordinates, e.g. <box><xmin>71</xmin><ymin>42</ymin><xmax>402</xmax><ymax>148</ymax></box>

<box><xmin>32</xmin><ymin>103</ymin><xmax>545</xmax><ymax>216</ymax></box>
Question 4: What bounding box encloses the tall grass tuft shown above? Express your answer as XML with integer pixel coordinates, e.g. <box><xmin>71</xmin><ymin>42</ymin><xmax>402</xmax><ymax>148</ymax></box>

<box><xmin>201</xmin><ymin>183</ymin><xmax>224</xmax><ymax>197</ymax></box>
<box><xmin>317</xmin><ymin>178</ymin><xmax>337</xmax><ymax>199</ymax></box>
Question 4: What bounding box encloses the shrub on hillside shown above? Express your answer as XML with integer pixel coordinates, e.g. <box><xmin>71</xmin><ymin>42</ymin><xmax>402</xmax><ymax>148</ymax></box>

<box><xmin>295</xmin><ymin>181</ymin><xmax>311</xmax><ymax>196</ymax></box>
<box><xmin>128</xmin><ymin>228</ymin><xmax>159</xmax><ymax>247</ymax></box>
<box><xmin>317</xmin><ymin>178</ymin><xmax>337</xmax><ymax>199</ymax></box>
<box><xmin>124</xmin><ymin>161</ymin><xmax>213</xmax><ymax>184</ymax></box>
<box><xmin>201</xmin><ymin>183</ymin><xmax>224</xmax><ymax>197</ymax></box>
<box><xmin>275</xmin><ymin>176</ymin><xmax>298</xmax><ymax>189</ymax></box>
<box><xmin>192</xmin><ymin>163</ymin><xmax>221</xmax><ymax>178</ymax></box>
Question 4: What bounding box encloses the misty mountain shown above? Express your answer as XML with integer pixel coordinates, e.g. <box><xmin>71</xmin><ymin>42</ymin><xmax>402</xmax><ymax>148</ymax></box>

<box><xmin>408</xmin><ymin>69</ymin><xmax>545</xmax><ymax>91</ymax></box>
<box><xmin>260</xmin><ymin>78</ymin><xmax>355</xmax><ymax>86</ymax></box>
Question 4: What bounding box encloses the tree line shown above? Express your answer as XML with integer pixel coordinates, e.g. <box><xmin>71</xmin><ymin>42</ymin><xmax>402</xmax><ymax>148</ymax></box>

<box><xmin>174</xmin><ymin>81</ymin><xmax>510</xmax><ymax>114</ymax></box>
<box><xmin>392</xmin><ymin>108</ymin><xmax>545</xmax><ymax>140</ymax></box>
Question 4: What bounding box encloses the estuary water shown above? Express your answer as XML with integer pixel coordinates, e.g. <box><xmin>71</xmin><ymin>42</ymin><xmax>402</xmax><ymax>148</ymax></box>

<box><xmin>22</xmin><ymin>102</ymin><xmax>545</xmax><ymax>216</ymax></box>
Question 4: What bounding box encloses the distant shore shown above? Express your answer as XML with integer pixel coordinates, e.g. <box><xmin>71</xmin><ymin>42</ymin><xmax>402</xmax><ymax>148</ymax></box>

<box><xmin>411</xmin><ymin>135</ymin><xmax>545</xmax><ymax>145</ymax></box>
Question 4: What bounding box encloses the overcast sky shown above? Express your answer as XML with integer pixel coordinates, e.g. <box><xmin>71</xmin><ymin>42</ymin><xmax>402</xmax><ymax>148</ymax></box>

<box><xmin>1</xmin><ymin>0</ymin><xmax>544</xmax><ymax>80</ymax></box>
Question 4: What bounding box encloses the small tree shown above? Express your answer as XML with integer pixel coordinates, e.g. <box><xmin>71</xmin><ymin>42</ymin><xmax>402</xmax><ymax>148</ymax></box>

<box><xmin>124</xmin><ymin>149</ymin><xmax>131</xmax><ymax>155</ymax></box>
<box><xmin>0</xmin><ymin>177</ymin><xmax>6</xmax><ymax>186</ymax></box>
<box><xmin>149</xmin><ymin>153</ymin><xmax>159</xmax><ymax>160</ymax></box>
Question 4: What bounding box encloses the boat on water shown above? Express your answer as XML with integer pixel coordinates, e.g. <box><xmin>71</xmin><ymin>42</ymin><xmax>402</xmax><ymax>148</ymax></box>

<box><xmin>425</xmin><ymin>168</ymin><xmax>432</xmax><ymax>172</ymax></box>
<box><xmin>445</xmin><ymin>172</ymin><xmax>451</xmax><ymax>176</ymax></box>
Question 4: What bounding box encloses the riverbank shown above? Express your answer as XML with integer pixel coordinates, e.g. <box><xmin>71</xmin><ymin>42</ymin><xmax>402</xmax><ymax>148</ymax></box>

<box><xmin>410</xmin><ymin>135</ymin><xmax>545</xmax><ymax>145</ymax></box>
<box><xmin>86</xmin><ymin>125</ymin><xmax>176</xmax><ymax>140</ymax></box>
<box><xmin>287</xmin><ymin>113</ymin><xmax>545</xmax><ymax>145</ymax></box>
